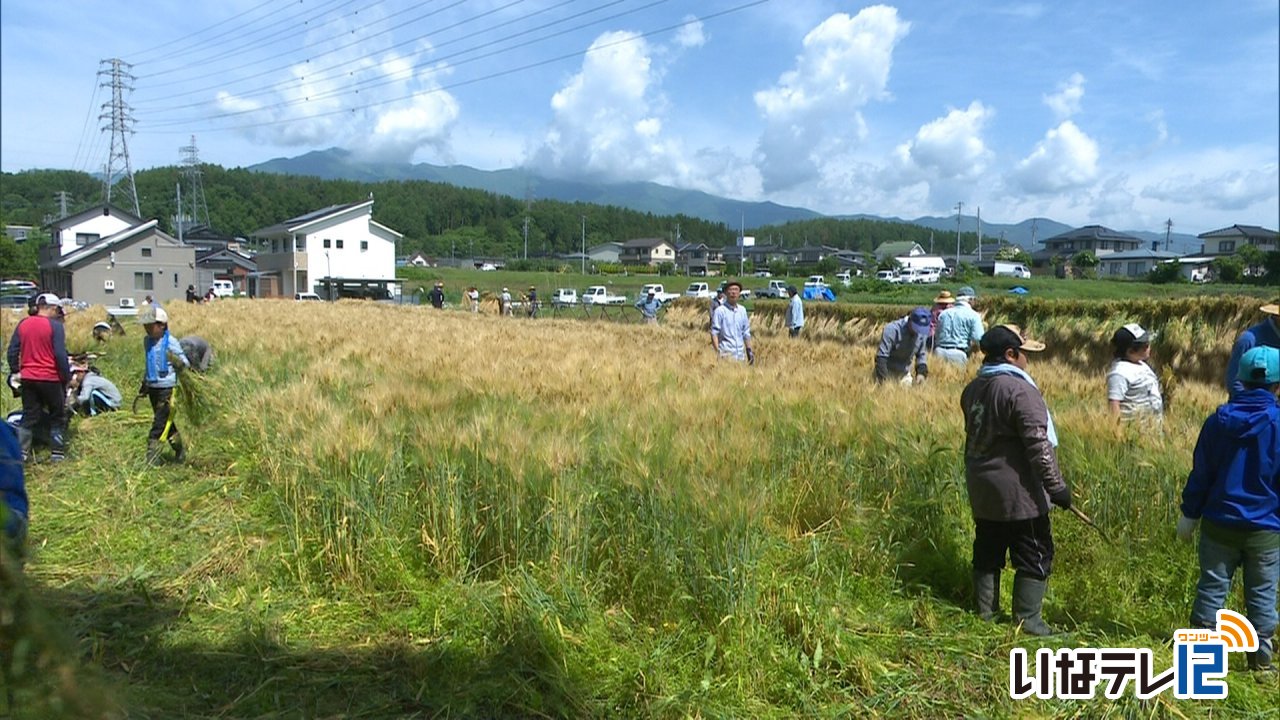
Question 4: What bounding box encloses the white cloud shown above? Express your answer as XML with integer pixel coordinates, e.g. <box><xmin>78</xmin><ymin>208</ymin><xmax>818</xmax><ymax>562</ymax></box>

<box><xmin>892</xmin><ymin>101</ymin><xmax>994</xmax><ymax>181</ymax></box>
<box><xmin>675</xmin><ymin>17</ymin><xmax>706</xmax><ymax>49</ymax></box>
<box><xmin>1142</xmin><ymin>163</ymin><xmax>1280</xmax><ymax>211</ymax></box>
<box><xmin>1043</xmin><ymin>72</ymin><xmax>1085</xmax><ymax>119</ymax></box>
<box><xmin>752</xmin><ymin>6</ymin><xmax>910</xmax><ymax>192</ymax></box>
<box><xmin>1009</xmin><ymin>120</ymin><xmax>1100</xmax><ymax>194</ymax></box>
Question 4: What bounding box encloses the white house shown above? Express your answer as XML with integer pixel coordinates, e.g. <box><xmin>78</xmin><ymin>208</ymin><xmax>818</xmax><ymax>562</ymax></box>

<box><xmin>251</xmin><ymin>199</ymin><xmax>402</xmax><ymax>299</ymax></box>
<box><xmin>45</xmin><ymin>205</ymin><xmax>143</xmax><ymax>256</ymax></box>
<box><xmin>1098</xmin><ymin>248</ymin><xmax>1184</xmax><ymax>278</ymax></box>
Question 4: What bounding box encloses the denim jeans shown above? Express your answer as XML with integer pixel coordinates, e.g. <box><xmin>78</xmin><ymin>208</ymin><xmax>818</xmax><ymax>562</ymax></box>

<box><xmin>1190</xmin><ymin>521</ymin><xmax>1279</xmax><ymax>663</ymax></box>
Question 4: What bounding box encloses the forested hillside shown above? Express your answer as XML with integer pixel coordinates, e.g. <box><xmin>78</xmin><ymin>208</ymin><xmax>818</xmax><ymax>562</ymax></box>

<box><xmin>1</xmin><ymin>166</ymin><xmax>980</xmax><ymax>264</ymax></box>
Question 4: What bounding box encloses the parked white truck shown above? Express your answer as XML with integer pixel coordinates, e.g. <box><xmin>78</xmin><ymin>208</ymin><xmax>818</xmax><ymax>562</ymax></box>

<box><xmin>640</xmin><ymin>284</ymin><xmax>681</xmax><ymax>303</ymax></box>
<box><xmin>582</xmin><ymin>286</ymin><xmax>627</xmax><ymax>305</ymax></box>
<box><xmin>756</xmin><ymin>280</ymin><xmax>790</xmax><ymax>298</ymax></box>
<box><xmin>685</xmin><ymin>282</ymin><xmax>714</xmax><ymax>299</ymax></box>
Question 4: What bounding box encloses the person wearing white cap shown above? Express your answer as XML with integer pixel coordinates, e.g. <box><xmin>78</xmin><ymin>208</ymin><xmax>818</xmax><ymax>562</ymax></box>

<box><xmin>500</xmin><ymin>288</ymin><xmax>512</xmax><ymax>316</ymax></box>
<box><xmin>1226</xmin><ymin>300</ymin><xmax>1280</xmax><ymax>398</ymax></box>
<box><xmin>139</xmin><ymin>305</ymin><xmax>190</xmax><ymax>464</ymax></box>
<box><xmin>5</xmin><ymin>293</ymin><xmax>72</xmax><ymax>462</ymax></box>
<box><xmin>1106</xmin><ymin>323</ymin><xmax>1163</xmax><ymax>423</ymax></box>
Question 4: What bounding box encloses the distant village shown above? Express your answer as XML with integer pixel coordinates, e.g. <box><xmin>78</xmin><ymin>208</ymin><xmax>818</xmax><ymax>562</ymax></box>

<box><xmin>3</xmin><ymin>199</ymin><xmax>1276</xmax><ymax>310</ymax></box>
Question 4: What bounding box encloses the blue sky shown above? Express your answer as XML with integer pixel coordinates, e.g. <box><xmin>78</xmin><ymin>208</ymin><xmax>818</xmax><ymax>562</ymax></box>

<box><xmin>2</xmin><ymin>0</ymin><xmax>1276</xmax><ymax>235</ymax></box>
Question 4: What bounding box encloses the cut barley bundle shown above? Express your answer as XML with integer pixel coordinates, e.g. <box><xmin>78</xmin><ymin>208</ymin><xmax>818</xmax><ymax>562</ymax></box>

<box><xmin>174</xmin><ymin>367</ymin><xmax>218</xmax><ymax>427</ymax></box>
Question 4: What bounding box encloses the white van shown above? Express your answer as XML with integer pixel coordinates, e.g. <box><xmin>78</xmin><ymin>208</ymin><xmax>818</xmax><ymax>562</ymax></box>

<box><xmin>211</xmin><ymin>280</ymin><xmax>235</xmax><ymax>297</ymax></box>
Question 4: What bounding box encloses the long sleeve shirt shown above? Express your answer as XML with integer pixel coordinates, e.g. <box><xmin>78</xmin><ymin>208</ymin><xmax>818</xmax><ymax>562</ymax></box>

<box><xmin>7</xmin><ymin>315</ymin><xmax>70</xmax><ymax>383</ymax></box>
<box><xmin>877</xmin><ymin>317</ymin><xmax>928</xmax><ymax>374</ymax></box>
<box><xmin>1227</xmin><ymin>318</ymin><xmax>1280</xmax><ymax>397</ymax></box>
<box><xmin>711</xmin><ymin>303</ymin><xmax>751</xmax><ymax>360</ymax></box>
<box><xmin>934</xmin><ymin>302</ymin><xmax>985</xmax><ymax>351</ymax></box>
<box><xmin>1181</xmin><ymin>388</ymin><xmax>1280</xmax><ymax>533</ymax></box>
<box><xmin>787</xmin><ymin>295</ymin><xmax>804</xmax><ymax>329</ymax></box>
<box><xmin>143</xmin><ymin>331</ymin><xmax>189</xmax><ymax>389</ymax></box>
<box><xmin>77</xmin><ymin>373</ymin><xmax>123</xmax><ymax>409</ymax></box>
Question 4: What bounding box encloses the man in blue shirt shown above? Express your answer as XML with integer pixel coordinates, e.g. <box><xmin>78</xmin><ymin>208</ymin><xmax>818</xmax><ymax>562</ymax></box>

<box><xmin>935</xmin><ymin>286</ymin><xmax>986</xmax><ymax>366</ymax></box>
<box><xmin>786</xmin><ymin>286</ymin><xmax>804</xmax><ymax>338</ymax></box>
<box><xmin>1226</xmin><ymin>301</ymin><xmax>1280</xmax><ymax>397</ymax></box>
<box><xmin>711</xmin><ymin>281</ymin><xmax>754</xmax><ymax>363</ymax></box>
<box><xmin>875</xmin><ymin>308</ymin><xmax>931</xmax><ymax>384</ymax></box>
<box><xmin>635</xmin><ymin>291</ymin><xmax>661</xmax><ymax>325</ymax></box>
<box><xmin>1179</xmin><ymin>345</ymin><xmax>1280</xmax><ymax>672</ymax></box>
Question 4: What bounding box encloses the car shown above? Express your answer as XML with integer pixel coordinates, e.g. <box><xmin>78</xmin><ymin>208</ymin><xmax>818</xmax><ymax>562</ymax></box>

<box><xmin>753</xmin><ymin>270</ymin><xmax>772</xmax><ymax>278</ymax></box>
<box><xmin>875</xmin><ymin>270</ymin><xmax>902</xmax><ymax>284</ymax></box>
<box><xmin>295</xmin><ymin>292</ymin><xmax>322</xmax><ymax>301</ymax></box>
<box><xmin>0</xmin><ymin>293</ymin><xmax>30</xmax><ymax>309</ymax></box>
<box><xmin>552</xmin><ymin>288</ymin><xmax>578</xmax><ymax>306</ymax></box>
<box><xmin>479</xmin><ymin>263</ymin><xmax>498</xmax><ymax>271</ymax></box>
<box><xmin>211</xmin><ymin>279</ymin><xmax>235</xmax><ymax>297</ymax></box>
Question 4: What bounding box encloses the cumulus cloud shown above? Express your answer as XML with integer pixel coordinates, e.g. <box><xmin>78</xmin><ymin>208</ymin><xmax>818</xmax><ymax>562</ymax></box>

<box><xmin>752</xmin><ymin>6</ymin><xmax>910</xmax><ymax>192</ymax></box>
<box><xmin>675</xmin><ymin>16</ymin><xmax>706</xmax><ymax>48</ymax></box>
<box><xmin>892</xmin><ymin>101</ymin><xmax>994</xmax><ymax>181</ymax></box>
<box><xmin>1009</xmin><ymin>120</ymin><xmax>1100</xmax><ymax>194</ymax></box>
<box><xmin>1043</xmin><ymin>72</ymin><xmax>1085</xmax><ymax>120</ymax></box>
<box><xmin>1142</xmin><ymin>164</ymin><xmax>1280</xmax><ymax>211</ymax></box>
<box><xmin>214</xmin><ymin>17</ymin><xmax>460</xmax><ymax>162</ymax></box>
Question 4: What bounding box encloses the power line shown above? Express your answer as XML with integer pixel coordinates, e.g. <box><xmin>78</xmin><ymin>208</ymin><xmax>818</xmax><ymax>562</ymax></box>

<box><xmin>70</xmin><ymin>74</ymin><xmax>104</xmax><ymax>172</ymax></box>
<box><xmin>130</xmin><ymin>0</ymin><xmax>299</xmax><ymax>66</ymax></box>
<box><xmin>139</xmin><ymin>0</ymin><xmax>671</xmax><ymax>128</ymax></box>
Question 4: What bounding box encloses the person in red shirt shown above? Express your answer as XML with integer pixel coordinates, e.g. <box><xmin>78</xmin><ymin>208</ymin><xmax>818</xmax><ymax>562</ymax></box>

<box><xmin>5</xmin><ymin>293</ymin><xmax>71</xmax><ymax>463</ymax></box>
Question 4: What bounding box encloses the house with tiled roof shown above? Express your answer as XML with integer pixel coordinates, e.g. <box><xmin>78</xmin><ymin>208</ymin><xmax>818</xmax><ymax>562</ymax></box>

<box><xmin>1197</xmin><ymin>224</ymin><xmax>1278</xmax><ymax>256</ymax></box>
<box><xmin>619</xmin><ymin>237</ymin><xmax>677</xmax><ymax>266</ymax></box>
<box><xmin>38</xmin><ymin>220</ymin><xmax>195</xmax><ymax>307</ymax></box>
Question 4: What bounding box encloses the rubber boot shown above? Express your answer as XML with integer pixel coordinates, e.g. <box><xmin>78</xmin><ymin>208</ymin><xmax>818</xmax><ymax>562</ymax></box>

<box><xmin>146</xmin><ymin>439</ymin><xmax>163</xmax><ymax>466</ymax></box>
<box><xmin>16</xmin><ymin>427</ymin><xmax>33</xmax><ymax>464</ymax></box>
<box><xmin>49</xmin><ymin>426</ymin><xmax>66</xmax><ymax>463</ymax></box>
<box><xmin>1249</xmin><ymin>636</ymin><xmax>1275</xmax><ymax>673</ymax></box>
<box><xmin>170</xmin><ymin>436</ymin><xmax>186</xmax><ymax>463</ymax></box>
<box><xmin>1012</xmin><ymin>574</ymin><xmax>1054</xmax><ymax>636</ymax></box>
<box><xmin>973</xmin><ymin>570</ymin><xmax>1001</xmax><ymax>621</ymax></box>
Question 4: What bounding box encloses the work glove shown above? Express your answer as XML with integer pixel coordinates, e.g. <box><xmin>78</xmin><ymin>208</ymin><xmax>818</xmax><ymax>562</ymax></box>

<box><xmin>1049</xmin><ymin>487</ymin><xmax>1072</xmax><ymax>510</ymax></box>
<box><xmin>746</xmin><ymin>348</ymin><xmax>756</xmax><ymax>365</ymax></box>
<box><xmin>914</xmin><ymin>363</ymin><xmax>928</xmax><ymax>383</ymax></box>
<box><xmin>1176</xmin><ymin>515</ymin><xmax>1199</xmax><ymax>543</ymax></box>
<box><xmin>874</xmin><ymin>357</ymin><xmax>889</xmax><ymax>382</ymax></box>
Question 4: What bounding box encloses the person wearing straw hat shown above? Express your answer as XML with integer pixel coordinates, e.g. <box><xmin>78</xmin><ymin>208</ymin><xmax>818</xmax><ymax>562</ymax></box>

<box><xmin>935</xmin><ymin>286</ymin><xmax>985</xmax><ymax>366</ymax></box>
<box><xmin>139</xmin><ymin>305</ymin><xmax>190</xmax><ymax>464</ymax></box>
<box><xmin>961</xmin><ymin>325</ymin><xmax>1071</xmax><ymax>635</ymax></box>
<box><xmin>427</xmin><ymin>282</ymin><xmax>445</xmax><ymax>309</ymax></box>
<box><xmin>875</xmin><ymin>308</ymin><xmax>932</xmax><ymax>384</ymax></box>
<box><xmin>1178</xmin><ymin>345</ymin><xmax>1280</xmax><ymax>673</ymax></box>
<box><xmin>1227</xmin><ymin>300</ymin><xmax>1280</xmax><ymax>398</ymax></box>
<box><xmin>5</xmin><ymin>293</ymin><xmax>71</xmax><ymax>463</ymax></box>
<box><xmin>928</xmin><ymin>290</ymin><xmax>956</xmax><ymax>351</ymax></box>
<box><xmin>1106</xmin><ymin>323</ymin><xmax>1163</xmax><ymax>423</ymax></box>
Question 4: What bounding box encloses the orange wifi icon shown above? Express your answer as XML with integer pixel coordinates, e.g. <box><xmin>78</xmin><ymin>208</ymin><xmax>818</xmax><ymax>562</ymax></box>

<box><xmin>1215</xmin><ymin>609</ymin><xmax>1258</xmax><ymax>652</ymax></box>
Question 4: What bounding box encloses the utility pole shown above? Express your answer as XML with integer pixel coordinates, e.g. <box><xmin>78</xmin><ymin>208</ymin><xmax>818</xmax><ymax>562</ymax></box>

<box><xmin>739</xmin><ymin>213</ymin><xmax>746</xmax><ymax>277</ymax></box>
<box><xmin>54</xmin><ymin>191</ymin><xmax>71</xmax><ymax>219</ymax></box>
<box><xmin>580</xmin><ymin>215</ymin><xmax>586</xmax><ymax>275</ymax></box>
<box><xmin>1163</xmin><ymin>218</ymin><xmax>1173</xmax><ymax>252</ymax></box>
<box><xmin>954</xmin><ymin>201</ymin><xmax>964</xmax><ymax>270</ymax></box>
<box><xmin>976</xmin><ymin>206</ymin><xmax>982</xmax><ymax>262</ymax></box>
<box><xmin>98</xmin><ymin>58</ymin><xmax>140</xmax><ymax>216</ymax></box>
<box><xmin>522</xmin><ymin>216</ymin><xmax>529</xmax><ymax>260</ymax></box>
<box><xmin>176</xmin><ymin>183</ymin><xmax>183</xmax><ymax>243</ymax></box>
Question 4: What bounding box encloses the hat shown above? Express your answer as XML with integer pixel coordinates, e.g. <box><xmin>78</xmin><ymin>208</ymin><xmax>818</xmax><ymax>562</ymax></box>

<box><xmin>138</xmin><ymin>306</ymin><xmax>169</xmax><ymax>325</ymax></box>
<box><xmin>787</xmin><ymin>285</ymin><xmax>798</xmax><ymax>295</ymax></box>
<box><xmin>434</xmin><ymin>281</ymin><xmax>443</xmax><ymax>287</ymax></box>
<box><xmin>1112</xmin><ymin>323</ymin><xmax>1155</xmax><ymax>355</ymax></box>
<box><xmin>35</xmin><ymin>292</ymin><xmax>61</xmax><ymax>306</ymax></box>
<box><xmin>933</xmin><ymin>290</ymin><xmax>956</xmax><ymax>305</ymax></box>
<box><xmin>980</xmin><ymin>324</ymin><xmax>1046</xmax><ymax>355</ymax></box>
<box><xmin>1260</xmin><ymin>300</ymin><xmax>1280</xmax><ymax>316</ymax></box>
<box><xmin>529</xmin><ymin>286</ymin><xmax>536</xmax><ymax>290</ymax></box>
<box><xmin>93</xmin><ymin>322</ymin><xmax>111</xmax><ymax>332</ymax></box>
<box><xmin>1238</xmin><ymin>346</ymin><xmax>1280</xmax><ymax>385</ymax></box>
<box><xmin>502</xmin><ymin>287</ymin><xmax>509</xmax><ymax>292</ymax></box>
<box><xmin>908</xmin><ymin>307</ymin><xmax>932</xmax><ymax>331</ymax></box>
<box><xmin>957</xmin><ymin>286</ymin><xmax>976</xmax><ymax>299</ymax></box>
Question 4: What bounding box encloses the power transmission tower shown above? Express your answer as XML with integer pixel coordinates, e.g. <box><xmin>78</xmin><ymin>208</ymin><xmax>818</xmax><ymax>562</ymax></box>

<box><xmin>178</xmin><ymin>135</ymin><xmax>211</xmax><ymax>233</ymax></box>
<box><xmin>54</xmin><ymin>191</ymin><xmax>72</xmax><ymax>219</ymax></box>
<box><xmin>98</xmin><ymin>58</ymin><xmax>140</xmax><ymax>216</ymax></box>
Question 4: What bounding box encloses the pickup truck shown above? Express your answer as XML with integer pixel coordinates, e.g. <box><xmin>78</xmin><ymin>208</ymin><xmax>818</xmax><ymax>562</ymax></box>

<box><xmin>685</xmin><ymin>282</ymin><xmax>714</xmax><ymax>299</ymax></box>
<box><xmin>804</xmin><ymin>275</ymin><xmax>828</xmax><ymax>288</ymax></box>
<box><xmin>717</xmin><ymin>281</ymin><xmax>751</xmax><ymax>298</ymax></box>
<box><xmin>875</xmin><ymin>270</ymin><xmax>902</xmax><ymax>284</ymax></box>
<box><xmin>640</xmin><ymin>284</ymin><xmax>681</xmax><ymax>303</ymax></box>
<box><xmin>582</xmin><ymin>286</ymin><xmax>626</xmax><ymax>305</ymax></box>
<box><xmin>552</xmin><ymin>288</ymin><xmax>578</xmax><ymax>306</ymax></box>
<box><xmin>756</xmin><ymin>279</ymin><xmax>790</xmax><ymax>299</ymax></box>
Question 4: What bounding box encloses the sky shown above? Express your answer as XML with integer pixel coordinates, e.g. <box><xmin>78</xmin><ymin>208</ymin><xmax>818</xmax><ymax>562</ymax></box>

<box><xmin>2</xmin><ymin>0</ymin><xmax>1277</xmax><ymax>236</ymax></box>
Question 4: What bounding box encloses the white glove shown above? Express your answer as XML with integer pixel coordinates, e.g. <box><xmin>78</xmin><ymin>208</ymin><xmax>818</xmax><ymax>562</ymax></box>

<box><xmin>1176</xmin><ymin>515</ymin><xmax>1199</xmax><ymax>543</ymax></box>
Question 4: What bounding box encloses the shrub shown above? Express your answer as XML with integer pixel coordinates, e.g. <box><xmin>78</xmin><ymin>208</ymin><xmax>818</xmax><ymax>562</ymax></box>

<box><xmin>1147</xmin><ymin>262</ymin><xmax>1185</xmax><ymax>285</ymax></box>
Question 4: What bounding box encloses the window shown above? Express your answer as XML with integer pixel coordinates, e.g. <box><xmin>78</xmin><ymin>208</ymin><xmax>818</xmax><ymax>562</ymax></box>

<box><xmin>141</xmin><ymin>247</ymin><xmax>152</xmax><ymax>257</ymax></box>
<box><xmin>360</xmin><ymin>240</ymin><xmax>368</xmax><ymax>251</ymax></box>
<box><xmin>295</xmin><ymin>237</ymin><xmax>305</xmax><ymax>251</ymax></box>
<box><xmin>134</xmin><ymin>272</ymin><xmax>154</xmax><ymax>290</ymax></box>
<box><xmin>323</xmin><ymin>239</ymin><xmax>331</xmax><ymax>249</ymax></box>
<box><xmin>271</xmin><ymin>240</ymin><xmax>279</xmax><ymax>253</ymax></box>
<box><xmin>1127</xmin><ymin>261</ymin><xmax>1145</xmax><ymax>277</ymax></box>
<box><xmin>1219</xmin><ymin>240</ymin><xmax>1236</xmax><ymax>253</ymax></box>
<box><xmin>336</xmin><ymin>239</ymin><xmax>344</xmax><ymax>249</ymax></box>
<box><xmin>75</xmin><ymin>233</ymin><xmax>99</xmax><ymax>246</ymax></box>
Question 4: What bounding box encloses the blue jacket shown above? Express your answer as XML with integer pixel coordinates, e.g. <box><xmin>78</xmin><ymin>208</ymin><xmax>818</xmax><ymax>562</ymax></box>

<box><xmin>1</xmin><ymin>423</ymin><xmax>27</xmax><ymax>540</ymax></box>
<box><xmin>1181</xmin><ymin>388</ymin><xmax>1280</xmax><ymax>533</ymax></box>
<box><xmin>1226</xmin><ymin>319</ymin><xmax>1280</xmax><ymax>397</ymax></box>
<box><xmin>143</xmin><ymin>331</ymin><xmax>189</xmax><ymax>389</ymax></box>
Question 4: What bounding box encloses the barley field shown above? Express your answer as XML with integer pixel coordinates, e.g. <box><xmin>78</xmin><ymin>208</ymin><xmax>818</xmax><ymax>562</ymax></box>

<box><xmin>2</xmin><ymin>298</ymin><xmax>1277</xmax><ymax>718</ymax></box>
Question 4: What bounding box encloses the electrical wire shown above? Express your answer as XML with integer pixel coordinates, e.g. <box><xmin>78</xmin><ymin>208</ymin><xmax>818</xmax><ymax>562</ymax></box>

<box><xmin>131</xmin><ymin>0</ymin><xmax>299</xmax><ymax>66</ymax></box>
<box><xmin>70</xmin><ymin>75</ymin><xmax>104</xmax><ymax>173</ymax></box>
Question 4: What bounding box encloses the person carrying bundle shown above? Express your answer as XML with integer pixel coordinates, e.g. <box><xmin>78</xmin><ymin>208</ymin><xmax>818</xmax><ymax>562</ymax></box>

<box><xmin>139</xmin><ymin>306</ymin><xmax>190</xmax><ymax>464</ymax></box>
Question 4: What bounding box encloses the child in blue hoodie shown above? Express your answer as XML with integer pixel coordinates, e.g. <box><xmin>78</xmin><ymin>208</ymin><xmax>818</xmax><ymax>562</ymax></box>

<box><xmin>1179</xmin><ymin>345</ymin><xmax>1280</xmax><ymax>672</ymax></box>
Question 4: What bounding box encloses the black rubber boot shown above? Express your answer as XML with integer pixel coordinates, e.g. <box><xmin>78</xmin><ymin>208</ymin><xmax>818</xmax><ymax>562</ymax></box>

<box><xmin>1249</xmin><ymin>636</ymin><xmax>1275</xmax><ymax>673</ymax></box>
<box><xmin>170</xmin><ymin>436</ymin><xmax>186</xmax><ymax>463</ymax></box>
<box><xmin>146</xmin><ymin>439</ymin><xmax>163</xmax><ymax>466</ymax></box>
<box><xmin>973</xmin><ymin>570</ymin><xmax>1001</xmax><ymax>621</ymax></box>
<box><xmin>16</xmin><ymin>427</ymin><xmax>33</xmax><ymax>464</ymax></box>
<box><xmin>1012</xmin><ymin>574</ymin><xmax>1054</xmax><ymax>636</ymax></box>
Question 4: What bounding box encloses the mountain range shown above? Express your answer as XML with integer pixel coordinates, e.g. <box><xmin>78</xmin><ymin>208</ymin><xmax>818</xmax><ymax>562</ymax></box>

<box><xmin>248</xmin><ymin>148</ymin><xmax>1204</xmax><ymax>254</ymax></box>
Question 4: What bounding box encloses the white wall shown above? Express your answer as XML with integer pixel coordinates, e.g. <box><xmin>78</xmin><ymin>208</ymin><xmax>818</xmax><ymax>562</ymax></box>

<box><xmin>302</xmin><ymin>212</ymin><xmax>395</xmax><ymax>293</ymax></box>
<box><xmin>56</xmin><ymin>214</ymin><xmax>136</xmax><ymax>254</ymax></box>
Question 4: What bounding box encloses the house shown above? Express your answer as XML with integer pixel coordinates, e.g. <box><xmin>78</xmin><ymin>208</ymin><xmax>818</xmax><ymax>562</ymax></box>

<box><xmin>251</xmin><ymin>199</ymin><xmax>402</xmax><ymax>299</ymax></box>
<box><xmin>619</xmin><ymin>238</ymin><xmax>677</xmax><ymax>266</ymax></box>
<box><xmin>1034</xmin><ymin>225</ymin><xmax>1142</xmax><ymax>265</ymax></box>
<box><xmin>1197</xmin><ymin>225</ymin><xmax>1278</xmax><ymax>256</ymax></box>
<box><xmin>405</xmin><ymin>252</ymin><xmax>432</xmax><ymax>267</ymax></box>
<box><xmin>4</xmin><ymin>224</ymin><xmax>32</xmax><ymax>243</ymax></box>
<box><xmin>45</xmin><ymin>204</ymin><xmax>143</xmax><ymax>256</ymax></box>
<box><xmin>873</xmin><ymin>241</ymin><xmax>925</xmax><ymax>263</ymax></box>
<box><xmin>38</xmin><ymin>219</ymin><xmax>195</xmax><ymax>307</ymax></box>
<box><xmin>180</xmin><ymin>225</ymin><xmax>244</xmax><ymax>254</ymax></box>
<box><xmin>195</xmin><ymin>248</ymin><xmax>257</xmax><ymax>295</ymax></box>
<box><xmin>788</xmin><ymin>245</ymin><xmax>841</xmax><ymax>266</ymax></box>
<box><xmin>676</xmin><ymin>242</ymin><xmax>724</xmax><ymax>276</ymax></box>
<box><xmin>1098</xmin><ymin>248</ymin><xmax>1184</xmax><ymax>278</ymax></box>
<box><xmin>586</xmin><ymin>242</ymin><xmax>624</xmax><ymax>264</ymax></box>
<box><xmin>722</xmin><ymin>243</ymin><xmax>788</xmax><ymax>268</ymax></box>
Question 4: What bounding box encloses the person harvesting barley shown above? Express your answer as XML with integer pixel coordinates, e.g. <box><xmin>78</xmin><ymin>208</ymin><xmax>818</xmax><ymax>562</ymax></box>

<box><xmin>1226</xmin><ymin>300</ymin><xmax>1280</xmax><ymax>398</ymax></box>
<box><xmin>1106</xmin><ymin>323</ymin><xmax>1163</xmax><ymax>424</ymax></box>
<box><xmin>934</xmin><ymin>286</ymin><xmax>985</xmax><ymax>366</ymax></box>
<box><xmin>1177</xmin><ymin>345</ymin><xmax>1280</xmax><ymax>673</ymax></box>
<box><xmin>960</xmin><ymin>325</ymin><xmax>1071</xmax><ymax>635</ymax></box>
<box><xmin>874</xmin><ymin>308</ymin><xmax>931</xmax><ymax>384</ymax></box>
<box><xmin>139</xmin><ymin>306</ymin><xmax>190</xmax><ymax>465</ymax></box>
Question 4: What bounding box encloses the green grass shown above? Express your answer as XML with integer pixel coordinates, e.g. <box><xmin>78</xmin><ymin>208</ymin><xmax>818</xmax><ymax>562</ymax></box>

<box><xmin>2</xmin><ymin>301</ymin><xmax>1278</xmax><ymax>718</ymax></box>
